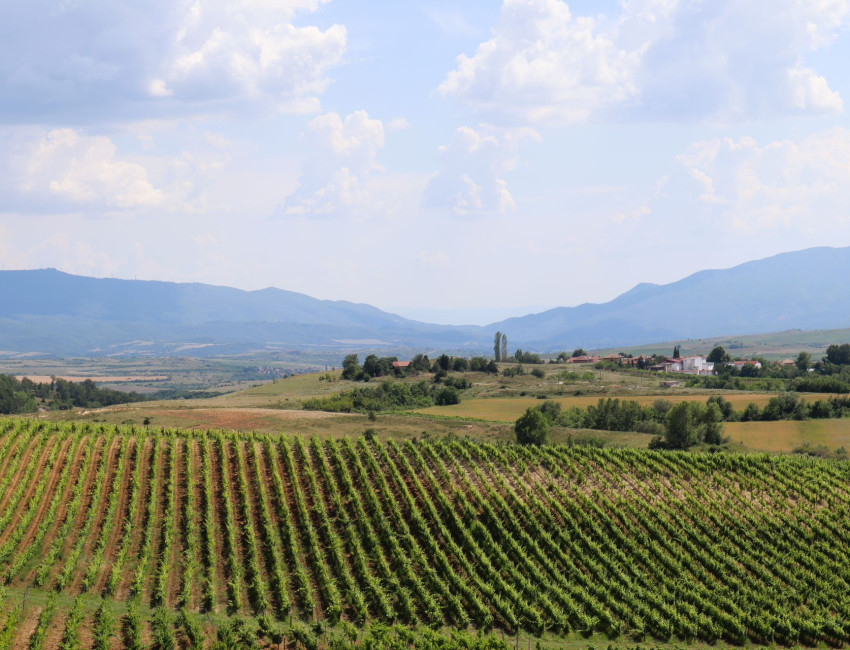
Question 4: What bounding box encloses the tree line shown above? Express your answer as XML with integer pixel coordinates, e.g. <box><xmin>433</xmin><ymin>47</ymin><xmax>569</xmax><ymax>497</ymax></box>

<box><xmin>0</xmin><ymin>375</ymin><xmax>148</xmax><ymax>414</ymax></box>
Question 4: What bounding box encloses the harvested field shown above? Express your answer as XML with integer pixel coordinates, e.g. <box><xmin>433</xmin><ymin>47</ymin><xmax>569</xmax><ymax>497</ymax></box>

<box><xmin>416</xmin><ymin>393</ymin><xmax>841</xmax><ymax>422</ymax></box>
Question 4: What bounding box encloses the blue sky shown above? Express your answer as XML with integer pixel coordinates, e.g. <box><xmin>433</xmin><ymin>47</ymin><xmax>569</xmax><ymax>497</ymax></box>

<box><xmin>1</xmin><ymin>0</ymin><xmax>849</xmax><ymax>325</ymax></box>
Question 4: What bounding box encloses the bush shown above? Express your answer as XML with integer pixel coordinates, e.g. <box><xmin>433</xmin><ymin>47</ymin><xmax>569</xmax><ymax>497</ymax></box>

<box><xmin>531</xmin><ymin>368</ymin><xmax>545</xmax><ymax>379</ymax></box>
<box><xmin>515</xmin><ymin>407</ymin><xmax>549</xmax><ymax>445</ymax></box>
<box><xmin>434</xmin><ymin>386</ymin><xmax>461</xmax><ymax>406</ymax></box>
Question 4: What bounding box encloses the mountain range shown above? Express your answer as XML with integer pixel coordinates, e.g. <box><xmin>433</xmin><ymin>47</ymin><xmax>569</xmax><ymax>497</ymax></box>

<box><xmin>0</xmin><ymin>246</ymin><xmax>848</xmax><ymax>357</ymax></box>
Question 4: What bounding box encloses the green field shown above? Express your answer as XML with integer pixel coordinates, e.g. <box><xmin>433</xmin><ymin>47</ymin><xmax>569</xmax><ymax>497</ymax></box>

<box><xmin>0</xmin><ymin>419</ymin><xmax>849</xmax><ymax>647</ymax></box>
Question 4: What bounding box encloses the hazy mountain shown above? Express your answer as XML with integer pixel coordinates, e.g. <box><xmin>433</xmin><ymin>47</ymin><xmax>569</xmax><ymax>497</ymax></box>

<box><xmin>0</xmin><ymin>269</ymin><xmax>482</xmax><ymax>356</ymax></box>
<box><xmin>1</xmin><ymin>246</ymin><xmax>849</xmax><ymax>357</ymax></box>
<box><xmin>487</xmin><ymin>246</ymin><xmax>850</xmax><ymax>349</ymax></box>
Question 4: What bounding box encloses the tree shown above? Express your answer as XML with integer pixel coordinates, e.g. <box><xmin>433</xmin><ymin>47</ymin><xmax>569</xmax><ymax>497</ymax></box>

<box><xmin>341</xmin><ymin>354</ymin><xmax>360</xmax><ymax>380</ymax></box>
<box><xmin>664</xmin><ymin>401</ymin><xmax>698</xmax><ymax>449</ymax></box>
<box><xmin>825</xmin><ymin>343</ymin><xmax>850</xmax><ymax>365</ymax></box>
<box><xmin>707</xmin><ymin>346</ymin><xmax>730</xmax><ymax>364</ymax></box>
<box><xmin>514</xmin><ymin>407</ymin><xmax>549</xmax><ymax>445</ymax></box>
<box><xmin>494</xmin><ymin>331</ymin><xmax>502</xmax><ymax>361</ymax></box>
<box><xmin>796</xmin><ymin>351</ymin><xmax>811</xmax><ymax>372</ymax></box>
<box><xmin>501</xmin><ymin>333</ymin><xmax>507</xmax><ymax>363</ymax></box>
<box><xmin>362</xmin><ymin>354</ymin><xmax>382</xmax><ymax>378</ymax></box>
<box><xmin>571</xmin><ymin>348</ymin><xmax>587</xmax><ymax>358</ymax></box>
<box><xmin>672</xmin><ymin>345</ymin><xmax>681</xmax><ymax>359</ymax></box>
<box><xmin>701</xmin><ymin>402</ymin><xmax>725</xmax><ymax>445</ymax></box>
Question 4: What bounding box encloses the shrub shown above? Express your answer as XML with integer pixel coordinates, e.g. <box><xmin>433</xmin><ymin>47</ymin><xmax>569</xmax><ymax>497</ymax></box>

<box><xmin>434</xmin><ymin>386</ymin><xmax>460</xmax><ymax>406</ymax></box>
<box><xmin>515</xmin><ymin>407</ymin><xmax>549</xmax><ymax>445</ymax></box>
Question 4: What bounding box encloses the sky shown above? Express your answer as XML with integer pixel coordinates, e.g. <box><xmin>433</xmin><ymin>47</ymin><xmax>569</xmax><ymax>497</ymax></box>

<box><xmin>1</xmin><ymin>0</ymin><xmax>849</xmax><ymax>325</ymax></box>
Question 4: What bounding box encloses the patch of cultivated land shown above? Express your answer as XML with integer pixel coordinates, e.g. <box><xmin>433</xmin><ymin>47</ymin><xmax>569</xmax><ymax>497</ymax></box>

<box><xmin>416</xmin><ymin>392</ymin><xmax>840</xmax><ymax>422</ymax></box>
<box><xmin>0</xmin><ymin>418</ymin><xmax>849</xmax><ymax>646</ymax></box>
<box><xmin>725</xmin><ymin>418</ymin><xmax>850</xmax><ymax>452</ymax></box>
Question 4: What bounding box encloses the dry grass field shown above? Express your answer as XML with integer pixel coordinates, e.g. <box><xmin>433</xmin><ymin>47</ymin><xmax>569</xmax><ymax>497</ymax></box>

<box><xmin>725</xmin><ymin>418</ymin><xmax>850</xmax><ymax>452</ymax></box>
<box><xmin>416</xmin><ymin>393</ymin><xmax>839</xmax><ymax>423</ymax></box>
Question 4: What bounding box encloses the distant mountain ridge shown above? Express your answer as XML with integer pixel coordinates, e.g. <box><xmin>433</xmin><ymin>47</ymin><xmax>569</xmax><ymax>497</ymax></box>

<box><xmin>487</xmin><ymin>246</ymin><xmax>850</xmax><ymax>348</ymax></box>
<box><xmin>1</xmin><ymin>246</ymin><xmax>849</xmax><ymax>357</ymax></box>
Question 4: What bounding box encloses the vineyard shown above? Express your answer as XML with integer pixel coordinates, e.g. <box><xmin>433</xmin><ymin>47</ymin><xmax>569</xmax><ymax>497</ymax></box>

<box><xmin>0</xmin><ymin>419</ymin><xmax>848</xmax><ymax>647</ymax></box>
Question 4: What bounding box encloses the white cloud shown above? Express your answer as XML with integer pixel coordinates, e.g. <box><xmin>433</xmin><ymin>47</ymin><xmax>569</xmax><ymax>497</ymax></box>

<box><xmin>5</xmin><ymin>128</ymin><xmax>166</xmax><ymax>209</ymax></box>
<box><xmin>387</xmin><ymin>118</ymin><xmax>410</xmax><ymax>132</ymax></box>
<box><xmin>676</xmin><ymin>128</ymin><xmax>850</xmax><ymax>233</ymax></box>
<box><xmin>440</xmin><ymin>0</ymin><xmax>848</xmax><ymax>124</ymax></box>
<box><xmin>423</xmin><ymin>125</ymin><xmax>540</xmax><ymax>214</ymax></box>
<box><xmin>0</xmin><ymin>0</ymin><xmax>346</xmax><ymax>123</ymax></box>
<box><xmin>283</xmin><ymin>110</ymin><xmax>386</xmax><ymax>216</ymax></box>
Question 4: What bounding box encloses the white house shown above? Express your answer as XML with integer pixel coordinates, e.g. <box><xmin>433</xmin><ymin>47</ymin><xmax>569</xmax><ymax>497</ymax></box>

<box><xmin>652</xmin><ymin>356</ymin><xmax>714</xmax><ymax>375</ymax></box>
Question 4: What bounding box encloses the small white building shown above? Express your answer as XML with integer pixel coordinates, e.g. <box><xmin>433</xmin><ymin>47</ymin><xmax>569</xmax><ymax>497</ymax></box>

<box><xmin>653</xmin><ymin>356</ymin><xmax>714</xmax><ymax>375</ymax></box>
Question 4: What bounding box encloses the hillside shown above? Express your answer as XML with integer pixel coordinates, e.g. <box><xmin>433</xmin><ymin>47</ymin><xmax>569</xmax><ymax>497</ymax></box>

<box><xmin>2</xmin><ymin>246</ymin><xmax>850</xmax><ymax>356</ymax></box>
<box><xmin>0</xmin><ymin>420</ymin><xmax>847</xmax><ymax>646</ymax></box>
<box><xmin>489</xmin><ymin>246</ymin><xmax>850</xmax><ymax>348</ymax></box>
<box><xmin>0</xmin><ymin>269</ymin><xmax>481</xmax><ymax>356</ymax></box>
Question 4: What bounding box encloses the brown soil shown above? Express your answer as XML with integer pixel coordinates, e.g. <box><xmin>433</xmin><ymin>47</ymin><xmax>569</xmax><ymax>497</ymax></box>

<box><xmin>92</xmin><ymin>437</ymin><xmax>140</xmax><ymax>594</ymax></box>
<box><xmin>183</xmin><ymin>437</ymin><xmax>203</xmax><ymax>611</ymax></box>
<box><xmin>67</xmin><ymin>436</ymin><xmax>122</xmax><ymax>593</ymax></box>
<box><xmin>0</xmin><ymin>436</ymin><xmax>67</xmax><ymax>548</ymax></box>
<box><xmin>115</xmin><ymin>437</ymin><xmax>154</xmax><ymax>600</ymax></box>
<box><xmin>142</xmin><ymin>438</ymin><xmax>170</xmax><ymax>604</ymax></box>
<box><xmin>238</xmin><ymin>440</ymin><xmax>275</xmax><ymax>614</ymax></box>
<box><xmin>7</xmin><ymin>436</ymin><xmax>83</xmax><ymax>583</ymax></box>
<box><xmin>254</xmin><ymin>441</ymin><xmax>306</xmax><ymax>615</ymax></box>
<box><xmin>0</xmin><ymin>431</ymin><xmax>26</xmax><ymax>480</ymax></box>
<box><xmin>0</xmin><ymin>435</ymin><xmax>47</xmax><ymax>514</ymax></box>
<box><xmin>37</xmin><ymin>605</ymin><xmax>68</xmax><ymax>649</ymax></box>
<box><xmin>270</xmin><ymin>441</ymin><xmax>322</xmax><ymax>620</ymax></box>
<box><xmin>15</xmin><ymin>375</ymin><xmax>169</xmax><ymax>383</ymax></box>
<box><xmin>164</xmin><ymin>438</ymin><xmax>188</xmax><ymax>608</ymax></box>
<box><xmin>9</xmin><ymin>602</ymin><xmax>42</xmax><ymax>650</ymax></box>
<box><xmin>222</xmin><ymin>439</ymin><xmax>250</xmax><ymax>614</ymax></box>
<box><xmin>207</xmin><ymin>437</ymin><xmax>235</xmax><ymax>614</ymax></box>
<box><xmin>37</xmin><ymin>436</ymin><xmax>107</xmax><ymax>589</ymax></box>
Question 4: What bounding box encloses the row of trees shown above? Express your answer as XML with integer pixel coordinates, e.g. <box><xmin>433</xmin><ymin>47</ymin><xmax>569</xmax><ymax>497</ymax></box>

<box><xmin>515</xmin><ymin>398</ymin><xmax>725</xmax><ymax>449</ymax></box>
<box><xmin>341</xmin><ymin>354</ymin><xmax>499</xmax><ymax>382</ymax></box>
<box><xmin>0</xmin><ymin>375</ymin><xmax>148</xmax><ymax>414</ymax></box>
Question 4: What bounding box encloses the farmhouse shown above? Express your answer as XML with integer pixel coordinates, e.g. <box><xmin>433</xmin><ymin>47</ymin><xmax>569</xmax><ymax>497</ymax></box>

<box><xmin>729</xmin><ymin>360</ymin><xmax>762</xmax><ymax>370</ymax></box>
<box><xmin>392</xmin><ymin>361</ymin><xmax>411</xmax><ymax>369</ymax></box>
<box><xmin>651</xmin><ymin>355</ymin><xmax>714</xmax><ymax>375</ymax></box>
<box><xmin>566</xmin><ymin>355</ymin><xmax>600</xmax><ymax>364</ymax></box>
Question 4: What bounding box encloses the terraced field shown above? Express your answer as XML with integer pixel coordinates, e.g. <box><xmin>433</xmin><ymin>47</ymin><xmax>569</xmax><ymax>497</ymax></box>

<box><xmin>0</xmin><ymin>418</ymin><xmax>849</xmax><ymax>647</ymax></box>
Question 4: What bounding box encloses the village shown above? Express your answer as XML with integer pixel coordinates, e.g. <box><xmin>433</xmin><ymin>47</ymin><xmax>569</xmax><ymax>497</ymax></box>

<box><xmin>562</xmin><ymin>352</ymin><xmax>801</xmax><ymax>376</ymax></box>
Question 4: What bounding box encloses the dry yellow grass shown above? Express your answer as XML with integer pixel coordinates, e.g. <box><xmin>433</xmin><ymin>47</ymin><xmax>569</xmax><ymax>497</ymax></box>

<box><xmin>725</xmin><ymin>419</ymin><xmax>850</xmax><ymax>452</ymax></box>
<box><xmin>416</xmin><ymin>393</ymin><xmax>838</xmax><ymax>423</ymax></box>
